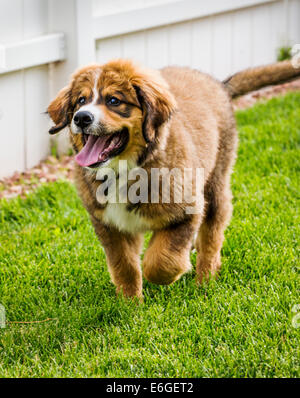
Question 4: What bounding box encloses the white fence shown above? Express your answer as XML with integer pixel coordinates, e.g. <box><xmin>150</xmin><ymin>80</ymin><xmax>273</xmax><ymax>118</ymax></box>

<box><xmin>0</xmin><ymin>0</ymin><xmax>299</xmax><ymax>178</ymax></box>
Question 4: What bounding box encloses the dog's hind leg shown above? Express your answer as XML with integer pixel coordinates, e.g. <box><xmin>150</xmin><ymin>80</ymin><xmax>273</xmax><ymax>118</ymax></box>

<box><xmin>196</xmin><ymin>120</ymin><xmax>237</xmax><ymax>284</ymax></box>
<box><xmin>195</xmin><ymin>177</ymin><xmax>233</xmax><ymax>283</ymax></box>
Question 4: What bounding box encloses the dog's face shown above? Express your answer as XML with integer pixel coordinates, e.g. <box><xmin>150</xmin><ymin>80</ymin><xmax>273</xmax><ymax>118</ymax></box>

<box><xmin>47</xmin><ymin>60</ymin><xmax>176</xmax><ymax>169</ymax></box>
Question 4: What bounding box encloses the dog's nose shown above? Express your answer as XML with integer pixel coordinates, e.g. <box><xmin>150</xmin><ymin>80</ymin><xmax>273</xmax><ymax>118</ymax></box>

<box><xmin>74</xmin><ymin>111</ymin><xmax>94</xmax><ymax>129</ymax></box>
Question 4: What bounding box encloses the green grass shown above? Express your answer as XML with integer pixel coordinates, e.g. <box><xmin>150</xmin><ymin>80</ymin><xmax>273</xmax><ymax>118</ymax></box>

<box><xmin>0</xmin><ymin>92</ymin><xmax>299</xmax><ymax>377</ymax></box>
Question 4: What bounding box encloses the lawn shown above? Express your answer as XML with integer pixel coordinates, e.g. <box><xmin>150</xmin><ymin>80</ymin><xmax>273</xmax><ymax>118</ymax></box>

<box><xmin>0</xmin><ymin>92</ymin><xmax>299</xmax><ymax>378</ymax></box>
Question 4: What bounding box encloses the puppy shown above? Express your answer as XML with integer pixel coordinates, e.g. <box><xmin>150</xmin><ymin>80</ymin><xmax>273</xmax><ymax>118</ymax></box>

<box><xmin>48</xmin><ymin>59</ymin><xmax>300</xmax><ymax>299</ymax></box>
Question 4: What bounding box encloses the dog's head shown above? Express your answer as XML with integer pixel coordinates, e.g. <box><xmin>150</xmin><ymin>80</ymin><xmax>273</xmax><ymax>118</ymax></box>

<box><xmin>47</xmin><ymin>59</ymin><xmax>176</xmax><ymax>169</ymax></box>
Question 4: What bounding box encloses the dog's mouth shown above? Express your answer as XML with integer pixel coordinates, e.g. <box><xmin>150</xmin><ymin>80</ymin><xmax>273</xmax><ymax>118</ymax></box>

<box><xmin>75</xmin><ymin>127</ymin><xmax>129</xmax><ymax>168</ymax></box>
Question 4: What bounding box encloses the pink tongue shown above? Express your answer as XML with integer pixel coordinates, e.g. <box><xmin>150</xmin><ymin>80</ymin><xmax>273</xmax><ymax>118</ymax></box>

<box><xmin>75</xmin><ymin>135</ymin><xmax>111</xmax><ymax>167</ymax></box>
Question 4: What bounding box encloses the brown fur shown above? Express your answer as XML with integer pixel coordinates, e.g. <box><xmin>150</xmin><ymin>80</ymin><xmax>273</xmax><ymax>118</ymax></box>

<box><xmin>47</xmin><ymin>59</ymin><xmax>297</xmax><ymax>299</ymax></box>
<box><xmin>223</xmin><ymin>60</ymin><xmax>300</xmax><ymax>98</ymax></box>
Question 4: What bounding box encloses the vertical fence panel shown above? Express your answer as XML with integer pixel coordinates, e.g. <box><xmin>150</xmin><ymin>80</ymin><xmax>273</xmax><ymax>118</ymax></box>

<box><xmin>168</xmin><ymin>21</ymin><xmax>192</xmax><ymax>66</ymax></box>
<box><xmin>23</xmin><ymin>0</ymin><xmax>50</xmax><ymax>169</ymax></box>
<box><xmin>0</xmin><ymin>72</ymin><xmax>25</xmax><ymax>177</ymax></box>
<box><xmin>122</xmin><ymin>31</ymin><xmax>147</xmax><ymax>64</ymax></box>
<box><xmin>76</xmin><ymin>0</ymin><xmax>95</xmax><ymax>65</ymax></box>
<box><xmin>0</xmin><ymin>0</ymin><xmax>23</xmax><ymax>43</ymax></box>
<box><xmin>24</xmin><ymin>66</ymin><xmax>50</xmax><ymax>169</ymax></box>
<box><xmin>252</xmin><ymin>4</ymin><xmax>274</xmax><ymax>65</ymax></box>
<box><xmin>270</xmin><ymin>0</ymin><xmax>286</xmax><ymax>55</ymax></box>
<box><xmin>146</xmin><ymin>26</ymin><xmax>169</xmax><ymax>69</ymax></box>
<box><xmin>212</xmin><ymin>13</ymin><xmax>233</xmax><ymax>80</ymax></box>
<box><xmin>232</xmin><ymin>8</ymin><xmax>252</xmax><ymax>73</ymax></box>
<box><xmin>0</xmin><ymin>0</ymin><xmax>25</xmax><ymax>178</ymax></box>
<box><xmin>191</xmin><ymin>17</ymin><xmax>213</xmax><ymax>74</ymax></box>
<box><xmin>96</xmin><ymin>36</ymin><xmax>124</xmax><ymax>64</ymax></box>
<box><xmin>288</xmin><ymin>0</ymin><xmax>300</xmax><ymax>44</ymax></box>
<box><xmin>48</xmin><ymin>0</ymin><xmax>81</xmax><ymax>155</ymax></box>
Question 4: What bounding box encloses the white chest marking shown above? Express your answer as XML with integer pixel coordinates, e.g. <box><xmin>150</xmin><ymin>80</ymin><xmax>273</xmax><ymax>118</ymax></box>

<box><xmin>103</xmin><ymin>203</ymin><xmax>150</xmax><ymax>234</ymax></box>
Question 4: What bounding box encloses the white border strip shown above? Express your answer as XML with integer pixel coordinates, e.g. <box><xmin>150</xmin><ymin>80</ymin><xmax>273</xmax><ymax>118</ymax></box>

<box><xmin>93</xmin><ymin>0</ymin><xmax>277</xmax><ymax>39</ymax></box>
<box><xmin>0</xmin><ymin>33</ymin><xmax>66</xmax><ymax>74</ymax></box>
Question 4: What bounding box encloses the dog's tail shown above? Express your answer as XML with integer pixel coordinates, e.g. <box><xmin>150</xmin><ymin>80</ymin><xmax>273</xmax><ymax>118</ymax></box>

<box><xmin>223</xmin><ymin>60</ymin><xmax>300</xmax><ymax>98</ymax></box>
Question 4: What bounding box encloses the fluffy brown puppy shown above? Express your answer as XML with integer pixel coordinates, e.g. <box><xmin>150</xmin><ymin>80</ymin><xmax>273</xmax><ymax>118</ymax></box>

<box><xmin>48</xmin><ymin>59</ymin><xmax>300</xmax><ymax>299</ymax></box>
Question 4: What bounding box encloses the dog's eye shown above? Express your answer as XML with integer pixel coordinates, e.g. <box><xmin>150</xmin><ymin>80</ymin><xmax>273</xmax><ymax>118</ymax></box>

<box><xmin>78</xmin><ymin>96</ymin><xmax>86</xmax><ymax>105</ymax></box>
<box><xmin>106</xmin><ymin>96</ymin><xmax>121</xmax><ymax>106</ymax></box>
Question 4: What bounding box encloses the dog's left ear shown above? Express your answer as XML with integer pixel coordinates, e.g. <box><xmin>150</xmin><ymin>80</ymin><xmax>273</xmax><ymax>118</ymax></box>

<box><xmin>47</xmin><ymin>85</ymin><xmax>72</xmax><ymax>134</ymax></box>
<box><xmin>133</xmin><ymin>70</ymin><xmax>176</xmax><ymax>143</ymax></box>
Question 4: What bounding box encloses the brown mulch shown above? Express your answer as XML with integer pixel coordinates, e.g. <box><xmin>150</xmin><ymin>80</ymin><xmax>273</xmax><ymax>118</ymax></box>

<box><xmin>0</xmin><ymin>155</ymin><xmax>75</xmax><ymax>200</ymax></box>
<box><xmin>1</xmin><ymin>78</ymin><xmax>300</xmax><ymax>200</ymax></box>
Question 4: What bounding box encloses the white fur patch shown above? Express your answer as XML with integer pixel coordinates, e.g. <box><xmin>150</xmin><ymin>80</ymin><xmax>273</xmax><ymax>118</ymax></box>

<box><xmin>101</xmin><ymin>158</ymin><xmax>150</xmax><ymax>234</ymax></box>
<box><xmin>103</xmin><ymin>203</ymin><xmax>150</xmax><ymax>234</ymax></box>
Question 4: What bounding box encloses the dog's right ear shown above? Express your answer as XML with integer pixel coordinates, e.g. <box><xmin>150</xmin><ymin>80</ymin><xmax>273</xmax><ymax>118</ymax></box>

<box><xmin>132</xmin><ymin>69</ymin><xmax>176</xmax><ymax>144</ymax></box>
<box><xmin>47</xmin><ymin>85</ymin><xmax>72</xmax><ymax>134</ymax></box>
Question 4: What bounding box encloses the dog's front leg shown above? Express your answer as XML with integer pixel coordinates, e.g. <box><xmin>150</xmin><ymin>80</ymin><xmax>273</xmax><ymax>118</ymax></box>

<box><xmin>143</xmin><ymin>216</ymin><xmax>200</xmax><ymax>285</ymax></box>
<box><xmin>91</xmin><ymin>217</ymin><xmax>143</xmax><ymax>299</ymax></box>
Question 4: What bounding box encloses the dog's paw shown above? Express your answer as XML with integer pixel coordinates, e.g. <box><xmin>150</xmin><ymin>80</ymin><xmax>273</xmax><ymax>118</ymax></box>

<box><xmin>196</xmin><ymin>255</ymin><xmax>221</xmax><ymax>285</ymax></box>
